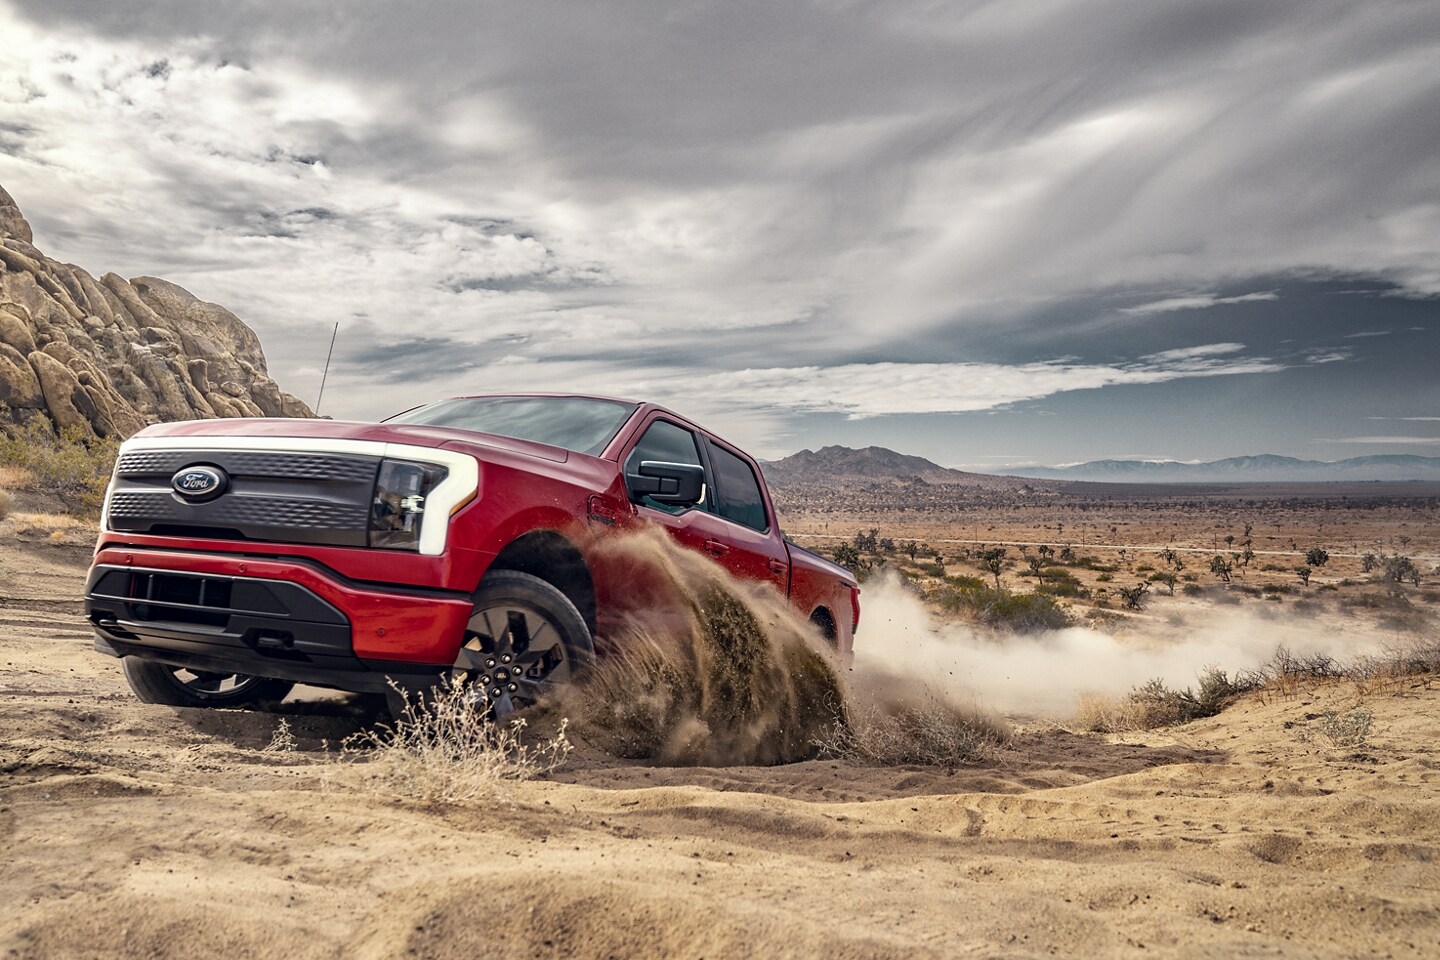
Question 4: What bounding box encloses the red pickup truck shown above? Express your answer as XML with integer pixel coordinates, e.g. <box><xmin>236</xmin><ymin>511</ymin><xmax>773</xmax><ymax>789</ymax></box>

<box><xmin>85</xmin><ymin>394</ymin><xmax>859</xmax><ymax>715</ymax></box>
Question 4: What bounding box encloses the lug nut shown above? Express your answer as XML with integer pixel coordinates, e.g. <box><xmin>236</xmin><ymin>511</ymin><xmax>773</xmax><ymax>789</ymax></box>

<box><xmin>486</xmin><ymin>658</ymin><xmax>496</xmax><ymax>668</ymax></box>
<box><xmin>508</xmin><ymin>683</ymin><xmax>517</xmax><ymax>692</ymax></box>
<box><xmin>501</xmin><ymin>654</ymin><xmax>513</xmax><ymax>663</ymax></box>
<box><xmin>492</xmin><ymin>688</ymin><xmax>502</xmax><ymax>697</ymax></box>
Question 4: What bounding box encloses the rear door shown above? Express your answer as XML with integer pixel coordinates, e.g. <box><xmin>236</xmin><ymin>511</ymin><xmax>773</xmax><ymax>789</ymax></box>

<box><xmin>700</xmin><ymin>436</ymin><xmax>790</xmax><ymax>594</ymax></box>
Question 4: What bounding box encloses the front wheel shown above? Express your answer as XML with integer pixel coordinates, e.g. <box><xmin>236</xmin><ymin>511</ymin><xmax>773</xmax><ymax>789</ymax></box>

<box><xmin>121</xmin><ymin>658</ymin><xmax>295</xmax><ymax>708</ymax></box>
<box><xmin>449</xmin><ymin>570</ymin><xmax>594</xmax><ymax>718</ymax></box>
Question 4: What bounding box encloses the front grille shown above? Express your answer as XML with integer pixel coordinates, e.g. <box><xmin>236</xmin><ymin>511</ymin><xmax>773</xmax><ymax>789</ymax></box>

<box><xmin>107</xmin><ymin>449</ymin><xmax>381</xmax><ymax>547</ymax></box>
<box><xmin>116</xmin><ymin>451</ymin><xmax>377</xmax><ymax>483</ymax></box>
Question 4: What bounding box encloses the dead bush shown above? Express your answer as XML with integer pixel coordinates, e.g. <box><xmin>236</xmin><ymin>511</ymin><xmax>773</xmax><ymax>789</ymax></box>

<box><xmin>1076</xmin><ymin>666</ymin><xmax>1257</xmax><ymax>732</ymax></box>
<box><xmin>815</xmin><ymin>689</ymin><xmax>1010</xmax><ymax>769</ymax></box>
<box><xmin>334</xmin><ymin>680</ymin><xmax>572</xmax><ymax>804</ymax></box>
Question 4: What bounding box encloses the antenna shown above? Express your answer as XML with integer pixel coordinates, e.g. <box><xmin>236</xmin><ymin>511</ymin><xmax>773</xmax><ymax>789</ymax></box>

<box><xmin>315</xmin><ymin>321</ymin><xmax>339</xmax><ymax>415</ymax></box>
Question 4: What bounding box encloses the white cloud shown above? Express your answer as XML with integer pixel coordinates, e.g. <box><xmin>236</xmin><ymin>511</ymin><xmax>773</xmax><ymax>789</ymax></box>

<box><xmin>661</xmin><ymin>351</ymin><xmax>1285</xmax><ymax>421</ymax></box>
<box><xmin>2</xmin><ymin>0</ymin><xmax>1437</xmax><ymax>459</ymax></box>
<box><xmin>1121</xmin><ymin>292</ymin><xmax>1279</xmax><ymax>315</ymax></box>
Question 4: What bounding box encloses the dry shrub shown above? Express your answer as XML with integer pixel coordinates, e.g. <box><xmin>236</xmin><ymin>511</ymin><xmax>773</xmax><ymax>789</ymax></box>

<box><xmin>928</xmin><ymin>580</ymin><xmax>1071</xmax><ymax>631</ymax></box>
<box><xmin>1295</xmin><ymin>708</ymin><xmax>1373</xmax><ymax>749</ymax></box>
<box><xmin>0</xmin><ymin>420</ymin><xmax>118</xmax><ymax>514</ymax></box>
<box><xmin>816</xmin><ymin>689</ymin><xmax>1010</xmax><ymax>768</ymax></box>
<box><xmin>1076</xmin><ymin>666</ymin><xmax>1257</xmax><ymax>732</ymax></box>
<box><xmin>0</xmin><ymin>487</ymin><xmax>10</xmax><ymax>522</ymax></box>
<box><xmin>1348</xmin><ymin>639</ymin><xmax>1440</xmax><ymax>695</ymax></box>
<box><xmin>565</xmin><ymin>528</ymin><xmax>845</xmax><ymax>766</ymax></box>
<box><xmin>0</xmin><ymin>464</ymin><xmax>32</xmax><ymax>490</ymax></box>
<box><xmin>336</xmin><ymin>680</ymin><xmax>572</xmax><ymax>804</ymax></box>
<box><xmin>1244</xmin><ymin>645</ymin><xmax>1343</xmax><ymax>701</ymax></box>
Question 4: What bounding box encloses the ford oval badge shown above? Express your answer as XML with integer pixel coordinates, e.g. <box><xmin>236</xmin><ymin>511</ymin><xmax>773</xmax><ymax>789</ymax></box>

<box><xmin>171</xmin><ymin>465</ymin><xmax>228</xmax><ymax>502</ymax></box>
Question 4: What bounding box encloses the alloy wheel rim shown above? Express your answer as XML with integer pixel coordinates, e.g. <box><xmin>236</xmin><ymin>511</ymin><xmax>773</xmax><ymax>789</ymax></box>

<box><xmin>452</xmin><ymin>602</ymin><xmax>571</xmax><ymax>718</ymax></box>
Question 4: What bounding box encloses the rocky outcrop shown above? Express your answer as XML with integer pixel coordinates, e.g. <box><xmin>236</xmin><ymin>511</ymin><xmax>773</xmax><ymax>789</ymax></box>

<box><xmin>0</xmin><ymin>184</ymin><xmax>312</xmax><ymax>438</ymax></box>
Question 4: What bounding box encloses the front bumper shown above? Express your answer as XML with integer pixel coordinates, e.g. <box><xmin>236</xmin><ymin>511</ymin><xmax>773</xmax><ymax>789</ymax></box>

<box><xmin>85</xmin><ymin>547</ymin><xmax>474</xmax><ymax>694</ymax></box>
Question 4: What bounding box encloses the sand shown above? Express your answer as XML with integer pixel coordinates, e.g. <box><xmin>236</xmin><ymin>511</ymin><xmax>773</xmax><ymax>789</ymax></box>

<box><xmin>3</xmin><ymin>539</ymin><xmax>1438</xmax><ymax>959</ymax></box>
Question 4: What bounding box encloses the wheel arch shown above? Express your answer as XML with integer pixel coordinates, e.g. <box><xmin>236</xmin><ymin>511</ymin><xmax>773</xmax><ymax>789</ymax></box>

<box><xmin>484</xmin><ymin>529</ymin><xmax>597</xmax><ymax>636</ymax></box>
<box><xmin>808</xmin><ymin>605</ymin><xmax>838</xmax><ymax>646</ymax></box>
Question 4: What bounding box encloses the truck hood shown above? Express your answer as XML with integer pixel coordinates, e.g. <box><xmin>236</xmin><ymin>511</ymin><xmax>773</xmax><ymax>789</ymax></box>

<box><xmin>132</xmin><ymin>417</ymin><xmax>572</xmax><ymax>464</ymax></box>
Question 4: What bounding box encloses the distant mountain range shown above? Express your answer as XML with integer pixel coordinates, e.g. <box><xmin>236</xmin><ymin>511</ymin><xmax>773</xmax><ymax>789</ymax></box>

<box><xmin>982</xmin><ymin>454</ymin><xmax>1440</xmax><ymax>483</ymax></box>
<box><xmin>764</xmin><ymin>446</ymin><xmax>1440</xmax><ymax>486</ymax></box>
<box><xmin>762</xmin><ymin>445</ymin><xmax>1048</xmax><ymax>491</ymax></box>
<box><xmin>763</xmin><ymin>445</ymin><xmax>962</xmax><ymax>482</ymax></box>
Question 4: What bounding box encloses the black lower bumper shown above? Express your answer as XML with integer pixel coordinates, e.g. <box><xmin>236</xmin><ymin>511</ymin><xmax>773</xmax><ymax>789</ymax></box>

<box><xmin>86</xmin><ymin>565</ymin><xmax>447</xmax><ymax>695</ymax></box>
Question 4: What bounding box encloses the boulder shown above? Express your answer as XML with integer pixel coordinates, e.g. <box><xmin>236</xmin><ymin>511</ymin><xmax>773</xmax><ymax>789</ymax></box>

<box><xmin>0</xmin><ymin>308</ymin><xmax>37</xmax><ymax>355</ymax></box>
<box><xmin>0</xmin><ymin>185</ymin><xmax>33</xmax><ymax>243</ymax></box>
<box><xmin>0</xmin><ymin>183</ymin><xmax>313</xmax><ymax>439</ymax></box>
<box><xmin>27</xmin><ymin>351</ymin><xmax>95</xmax><ymax>436</ymax></box>
<box><xmin>0</xmin><ymin>342</ymin><xmax>44</xmax><ymax>408</ymax></box>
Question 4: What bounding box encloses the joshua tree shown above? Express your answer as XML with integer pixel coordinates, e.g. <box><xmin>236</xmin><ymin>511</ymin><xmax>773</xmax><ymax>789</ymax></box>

<box><xmin>1152</xmin><ymin>571</ymin><xmax>1178</xmax><ymax>596</ymax></box>
<box><xmin>1305</xmin><ymin>547</ymin><xmax>1330</xmax><ymax>568</ymax></box>
<box><xmin>1296</xmin><ymin>565</ymin><xmax>1312</xmax><ymax>586</ymax></box>
<box><xmin>1118</xmin><ymin>581</ymin><xmax>1151</xmax><ymax>610</ymax></box>
<box><xmin>1210</xmin><ymin>555</ymin><xmax>1234</xmax><ymax>583</ymax></box>
<box><xmin>853</xmin><ymin>528</ymin><xmax>879</xmax><ymax>553</ymax></box>
<box><xmin>980</xmin><ymin>547</ymin><xmax>1007</xmax><ymax>590</ymax></box>
<box><xmin>1361</xmin><ymin>553</ymin><xmax>1378</xmax><ymax>573</ymax></box>
<box><xmin>1027</xmin><ymin>555</ymin><xmax>1046</xmax><ymax>584</ymax></box>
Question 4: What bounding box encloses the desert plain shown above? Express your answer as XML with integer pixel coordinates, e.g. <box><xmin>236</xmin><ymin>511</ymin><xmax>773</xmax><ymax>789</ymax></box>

<box><xmin>2</xmin><ymin>480</ymin><xmax>1439</xmax><ymax>959</ymax></box>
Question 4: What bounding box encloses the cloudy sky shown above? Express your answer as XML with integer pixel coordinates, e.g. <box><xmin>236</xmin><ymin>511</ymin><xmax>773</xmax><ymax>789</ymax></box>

<box><xmin>2</xmin><ymin>0</ymin><xmax>1437</xmax><ymax>468</ymax></box>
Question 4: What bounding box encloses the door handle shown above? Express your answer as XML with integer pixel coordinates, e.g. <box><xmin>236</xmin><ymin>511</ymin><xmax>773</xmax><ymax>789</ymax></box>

<box><xmin>703</xmin><ymin>539</ymin><xmax>730</xmax><ymax>557</ymax></box>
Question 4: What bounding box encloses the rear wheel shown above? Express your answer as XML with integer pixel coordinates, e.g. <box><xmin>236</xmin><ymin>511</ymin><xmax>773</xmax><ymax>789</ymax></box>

<box><xmin>449</xmin><ymin>570</ymin><xmax>594</xmax><ymax>718</ymax></box>
<box><xmin>121</xmin><ymin>657</ymin><xmax>295</xmax><ymax>708</ymax></box>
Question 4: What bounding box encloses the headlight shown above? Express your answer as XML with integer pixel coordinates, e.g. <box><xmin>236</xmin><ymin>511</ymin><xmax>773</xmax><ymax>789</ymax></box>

<box><xmin>369</xmin><ymin>459</ymin><xmax>449</xmax><ymax>550</ymax></box>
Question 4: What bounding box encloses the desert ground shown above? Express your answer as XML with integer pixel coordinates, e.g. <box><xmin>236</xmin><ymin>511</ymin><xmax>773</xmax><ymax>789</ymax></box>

<box><xmin>3</xmin><ymin>487</ymin><xmax>1439</xmax><ymax>959</ymax></box>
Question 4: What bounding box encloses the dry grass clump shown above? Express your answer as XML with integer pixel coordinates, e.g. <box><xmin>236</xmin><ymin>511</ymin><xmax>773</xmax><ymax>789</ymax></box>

<box><xmin>1076</xmin><ymin>666</ymin><xmax>1258</xmax><ymax>733</ymax></box>
<box><xmin>0</xmin><ymin>487</ymin><xmax>10</xmax><ymax>522</ymax></box>
<box><xmin>815</xmin><ymin>689</ymin><xmax>1011</xmax><ymax>769</ymax></box>
<box><xmin>1077</xmin><ymin>639</ymin><xmax>1440</xmax><ymax>733</ymax></box>
<box><xmin>335</xmin><ymin>680</ymin><xmax>572</xmax><ymax>804</ymax></box>
<box><xmin>1295</xmin><ymin>708</ymin><xmax>1374</xmax><ymax>749</ymax></box>
<box><xmin>1347</xmin><ymin>639</ymin><xmax>1440</xmax><ymax>694</ymax></box>
<box><xmin>1</xmin><ymin>510</ymin><xmax>96</xmax><ymax>543</ymax></box>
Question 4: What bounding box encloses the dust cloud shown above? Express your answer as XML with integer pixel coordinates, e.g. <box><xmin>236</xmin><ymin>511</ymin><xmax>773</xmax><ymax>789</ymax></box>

<box><xmin>852</xmin><ymin>572</ymin><xmax>1392</xmax><ymax>717</ymax></box>
<box><xmin>563</xmin><ymin>527</ymin><xmax>844</xmax><ymax>766</ymax></box>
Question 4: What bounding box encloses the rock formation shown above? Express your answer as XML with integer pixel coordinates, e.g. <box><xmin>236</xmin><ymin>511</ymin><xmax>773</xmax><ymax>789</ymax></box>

<box><xmin>0</xmin><ymin>183</ymin><xmax>313</xmax><ymax>440</ymax></box>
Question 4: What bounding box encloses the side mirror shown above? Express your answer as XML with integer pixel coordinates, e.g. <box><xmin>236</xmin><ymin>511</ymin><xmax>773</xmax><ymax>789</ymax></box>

<box><xmin>627</xmin><ymin>461</ymin><xmax>705</xmax><ymax>507</ymax></box>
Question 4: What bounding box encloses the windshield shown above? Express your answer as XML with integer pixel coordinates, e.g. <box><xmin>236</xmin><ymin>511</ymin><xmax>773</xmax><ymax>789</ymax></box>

<box><xmin>385</xmin><ymin>396</ymin><xmax>638</xmax><ymax>456</ymax></box>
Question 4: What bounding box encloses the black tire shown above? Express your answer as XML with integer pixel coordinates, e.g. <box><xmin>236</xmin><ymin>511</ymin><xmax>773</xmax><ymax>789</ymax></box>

<box><xmin>121</xmin><ymin>657</ymin><xmax>295</xmax><ymax>708</ymax></box>
<box><xmin>448</xmin><ymin>570</ymin><xmax>594</xmax><ymax>718</ymax></box>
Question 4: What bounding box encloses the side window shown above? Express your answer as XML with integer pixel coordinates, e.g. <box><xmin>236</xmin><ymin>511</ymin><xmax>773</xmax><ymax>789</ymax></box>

<box><xmin>706</xmin><ymin>440</ymin><xmax>768</xmax><ymax>532</ymax></box>
<box><xmin>624</xmin><ymin>420</ymin><xmax>708</xmax><ymax>514</ymax></box>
